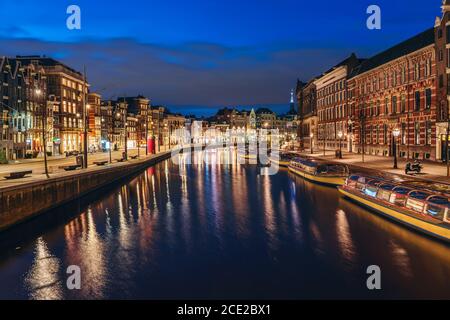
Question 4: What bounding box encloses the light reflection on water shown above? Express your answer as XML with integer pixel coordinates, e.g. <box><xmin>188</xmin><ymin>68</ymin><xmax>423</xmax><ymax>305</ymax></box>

<box><xmin>0</xmin><ymin>148</ymin><xmax>449</xmax><ymax>299</ymax></box>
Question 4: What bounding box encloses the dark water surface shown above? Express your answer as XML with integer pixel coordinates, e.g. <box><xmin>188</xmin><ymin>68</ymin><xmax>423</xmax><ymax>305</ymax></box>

<box><xmin>0</xmin><ymin>149</ymin><xmax>449</xmax><ymax>299</ymax></box>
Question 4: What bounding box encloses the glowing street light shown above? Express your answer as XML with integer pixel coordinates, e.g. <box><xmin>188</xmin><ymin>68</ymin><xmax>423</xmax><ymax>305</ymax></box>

<box><xmin>337</xmin><ymin>130</ymin><xmax>343</xmax><ymax>159</ymax></box>
<box><xmin>35</xmin><ymin>88</ymin><xmax>49</xmax><ymax>178</ymax></box>
<box><xmin>393</xmin><ymin>128</ymin><xmax>400</xmax><ymax>169</ymax></box>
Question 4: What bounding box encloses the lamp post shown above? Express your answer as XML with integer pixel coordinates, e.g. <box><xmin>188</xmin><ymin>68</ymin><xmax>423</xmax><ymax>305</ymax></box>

<box><xmin>310</xmin><ymin>133</ymin><xmax>314</xmax><ymax>154</ymax></box>
<box><xmin>36</xmin><ymin>89</ymin><xmax>49</xmax><ymax>178</ymax></box>
<box><xmin>82</xmin><ymin>67</ymin><xmax>88</xmax><ymax>169</ymax></box>
<box><xmin>338</xmin><ymin>130</ymin><xmax>343</xmax><ymax>159</ymax></box>
<box><xmin>393</xmin><ymin>128</ymin><xmax>400</xmax><ymax>169</ymax></box>
<box><xmin>347</xmin><ymin>119</ymin><xmax>353</xmax><ymax>153</ymax></box>
<box><xmin>359</xmin><ymin>111</ymin><xmax>366</xmax><ymax>163</ymax></box>
<box><xmin>323</xmin><ymin>126</ymin><xmax>326</xmax><ymax>156</ymax></box>
<box><xmin>145</xmin><ymin>112</ymin><xmax>149</xmax><ymax>156</ymax></box>
<box><xmin>136</xmin><ymin>118</ymin><xmax>140</xmax><ymax>158</ymax></box>
<box><xmin>76</xmin><ymin>112</ymin><xmax>82</xmax><ymax>152</ymax></box>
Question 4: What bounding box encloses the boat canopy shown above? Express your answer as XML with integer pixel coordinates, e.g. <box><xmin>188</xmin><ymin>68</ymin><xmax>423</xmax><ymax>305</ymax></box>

<box><xmin>409</xmin><ymin>191</ymin><xmax>431</xmax><ymax>200</ymax></box>
<box><xmin>392</xmin><ymin>186</ymin><xmax>413</xmax><ymax>195</ymax></box>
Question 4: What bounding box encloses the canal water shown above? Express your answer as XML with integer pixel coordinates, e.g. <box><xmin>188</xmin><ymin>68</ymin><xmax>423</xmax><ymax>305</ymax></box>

<box><xmin>0</xmin><ymin>148</ymin><xmax>449</xmax><ymax>299</ymax></box>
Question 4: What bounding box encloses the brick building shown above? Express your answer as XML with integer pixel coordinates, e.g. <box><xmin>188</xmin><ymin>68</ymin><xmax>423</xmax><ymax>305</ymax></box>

<box><xmin>296</xmin><ymin>1</ymin><xmax>450</xmax><ymax>163</ymax></box>
<box><xmin>297</xmin><ymin>79</ymin><xmax>317</xmax><ymax>151</ymax></box>
<box><xmin>435</xmin><ymin>0</ymin><xmax>450</xmax><ymax>161</ymax></box>
<box><xmin>15</xmin><ymin>56</ymin><xmax>89</xmax><ymax>155</ymax></box>
<box><xmin>21</xmin><ymin>60</ymin><xmax>48</xmax><ymax>156</ymax></box>
<box><xmin>87</xmin><ymin>92</ymin><xmax>102</xmax><ymax>151</ymax></box>
<box><xmin>0</xmin><ymin>57</ymin><xmax>26</xmax><ymax>160</ymax></box>
<box><xmin>121</xmin><ymin>95</ymin><xmax>150</xmax><ymax>148</ymax></box>
<box><xmin>348</xmin><ymin>28</ymin><xmax>437</xmax><ymax>160</ymax></box>
<box><xmin>315</xmin><ymin>53</ymin><xmax>362</xmax><ymax>153</ymax></box>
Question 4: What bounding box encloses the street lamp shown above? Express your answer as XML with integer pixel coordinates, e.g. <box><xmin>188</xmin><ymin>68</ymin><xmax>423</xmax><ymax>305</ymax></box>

<box><xmin>348</xmin><ymin>119</ymin><xmax>353</xmax><ymax>153</ymax></box>
<box><xmin>310</xmin><ymin>133</ymin><xmax>314</xmax><ymax>154</ymax></box>
<box><xmin>337</xmin><ymin>130</ymin><xmax>343</xmax><ymax>159</ymax></box>
<box><xmin>393</xmin><ymin>128</ymin><xmax>400</xmax><ymax>169</ymax></box>
<box><xmin>36</xmin><ymin>89</ymin><xmax>49</xmax><ymax>178</ymax></box>
<box><xmin>359</xmin><ymin>111</ymin><xmax>366</xmax><ymax>163</ymax></box>
<box><xmin>76</xmin><ymin>113</ymin><xmax>82</xmax><ymax>152</ymax></box>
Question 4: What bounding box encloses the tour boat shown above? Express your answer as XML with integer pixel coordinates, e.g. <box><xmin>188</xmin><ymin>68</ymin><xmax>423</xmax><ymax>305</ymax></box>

<box><xmin>288</xmin><ymin>157</ymin><xmax>349</xmax><ymax>186</ymax></box>
<box><xmin>338</xmin><ymin>175</ymin><xmax>450</xmax><ymax>243</ymax></box>
<box><xmin>270</xmin><ymin>151</ymin><xmax>298</xmax><ymax>167</ymax></box>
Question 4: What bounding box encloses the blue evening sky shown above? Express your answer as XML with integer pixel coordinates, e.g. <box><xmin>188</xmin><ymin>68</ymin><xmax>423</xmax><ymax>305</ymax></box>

<box><xmin>0</xmin><ymin>0</ymin><xmax>442</xmax><ymax>115</ymax></box>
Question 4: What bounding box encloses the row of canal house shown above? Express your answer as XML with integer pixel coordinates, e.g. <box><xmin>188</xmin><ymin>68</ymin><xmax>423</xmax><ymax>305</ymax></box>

<box><xmin>0</xmin><ymin>55</ymin><xmax>186</xmax><ymax>160</ymax></box>
<box><xmin>298</xmin><ymin>0</ymin><xmax>450</xmax><ymax>162</ymax></box>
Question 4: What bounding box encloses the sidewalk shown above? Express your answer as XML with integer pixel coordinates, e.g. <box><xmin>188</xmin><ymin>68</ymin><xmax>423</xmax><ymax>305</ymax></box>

<box><xmin>0</xmin><ymin>148</ymin><xmax>169</xmax><ymax>188</ymax></box>
<box><xmin>303</xmin><ymin>150</ymin><xmax>450</xmax><ymax>184</ymax></box>
<box><xmin>8</xmin><ymin>154</ymin><xmax>66</xmax><ymax>165</ymax></box>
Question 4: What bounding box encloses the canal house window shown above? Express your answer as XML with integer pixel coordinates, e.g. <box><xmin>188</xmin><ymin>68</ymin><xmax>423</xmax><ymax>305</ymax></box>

<box><xmin>447</xmin><ymin>48</ymin><xmax>450</xmax><ymax>68</ymax></box>
<box><xmin>415</xmin><ymin>91</ymin><xmax>421</xmax><ymax>111</ymax></box>
<box><xmin>373</xmin><ymin>126</ymin><xmax>377</xmax><ymax>144</ymax></box>
<box><xmin>392</xmin><ymin>96</ymin><xmax>397</xmax><ymax>114</ymax></box>
<box><xmin>425</xmin><ymin>89</ymin><xmax>432</xmax><ymax>109</ymax></box>
<box><xmin>414</xmin><ymin>63</ymin><xmax>420</xmax><ymax>80</ymax></box>
<box><xmin>376</xmin><ymin>100</ymin><xmax>380</xmax><ymax>115</ymax></box>
<box><xmin>401</xmin><ymin>123</ymin><xmax>407</xmax><ymax>145</ymax></box>
<box><xmin>385</xmin><ymin>97</ymin><xmax>389</xmax><ymax>114</ymax></box>
<box><xmin>376</xmin><ymin>126</ymin><xmax>380</xmax><ymax>144</ymax></box>
<box><xmin>401</xmin><ymin>95</ymin><xmax>406</xmax><ymax>113</ymax></box>
<box><xmin>414</xmin><ymin>122</ymin><xmax>420</xmax><ymax>145</ymax></box>
<box><xmin>425</xmin><ymin>121</ymin><xmax>432</xmax><ymax>145</ymax></box>
<box><xmin>425</xmin><ymin>59</ymin><xmax>432</xmax><ymax>77</ymax></box>
<box><xmin>446</xmin><ymin>25</ymin><xmax>450</xmax><ymax>43</ymax></box>
<box><xmin>383</xmin><ymin>124</ymin><xmax>388</xmax><ymax>145</ymax></box>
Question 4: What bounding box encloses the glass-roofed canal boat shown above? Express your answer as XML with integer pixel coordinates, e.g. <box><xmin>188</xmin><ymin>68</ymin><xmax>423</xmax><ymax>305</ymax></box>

<box><xmin>270</xmin><ymin>151</ymin><xmax>298</xmax><ymax>167</ymax></box>
<box><xmin>338</xmin><ymin>175</ymin><xmax>450</xmax><ymax>243</ymax></box>
<box><xmin>288</xmin><ymin>157</ymin><xmax>349</xmax><ymax>186</ymax></box>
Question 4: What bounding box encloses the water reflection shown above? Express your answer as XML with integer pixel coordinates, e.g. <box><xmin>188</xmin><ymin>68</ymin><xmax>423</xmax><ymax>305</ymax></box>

<box><xmin>0</xmin><ymin>148</ymin><xmax>448</xmax><ymax>299</ymax></box>
<box><xmin>25</xmin><ymin>238</ymin><xmax>63</xmax><ymax>300</ymax></box>
<box><xmin>335</xmin><ymin>209</ymin><xmax>356</xmax><ymax>270</ymax></box>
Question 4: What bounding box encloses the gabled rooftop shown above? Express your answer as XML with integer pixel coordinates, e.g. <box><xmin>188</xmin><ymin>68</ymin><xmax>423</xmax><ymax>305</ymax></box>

<box><xmin>349</xmin><ymin>28</ymin><xmax>435</xmax><ymax>78</ymax></box>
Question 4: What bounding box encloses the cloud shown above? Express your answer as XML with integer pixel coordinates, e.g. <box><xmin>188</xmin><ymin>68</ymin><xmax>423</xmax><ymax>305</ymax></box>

<box><xmin>0</xmin><ymin>26</ymin><xmax>30</xmax><ymax>37</ymax></box>
<box><xmin>0</xmin><ymin>37</ymin><xmax>349</xmax><ymax>107</ymax></box>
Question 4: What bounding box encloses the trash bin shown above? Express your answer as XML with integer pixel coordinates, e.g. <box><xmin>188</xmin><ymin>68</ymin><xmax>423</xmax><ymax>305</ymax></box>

<box><xmin>335</xmin><ymin>150</ymin><xmax>342</xmax><ymax>159</ymax></box>
<box><xmin>76</xmin><ymin>155</ymin><xmax>83</xmax><ymax>166</ymax></box>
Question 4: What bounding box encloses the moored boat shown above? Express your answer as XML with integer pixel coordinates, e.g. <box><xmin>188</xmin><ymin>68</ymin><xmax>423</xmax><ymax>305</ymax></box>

<box><xmin>288</xmin><ymin>157</ymin><xmax>349</xmax><ymax>186</ymax></box>
<box><xmin>270</xmin><ymin>151</ymin><xmax>298</xmax><ymax>167</ymax></box>
<box><xmin>338</xmin><ymin>175</ymin><xmax>450</xmax><ymax>242</ymax></box>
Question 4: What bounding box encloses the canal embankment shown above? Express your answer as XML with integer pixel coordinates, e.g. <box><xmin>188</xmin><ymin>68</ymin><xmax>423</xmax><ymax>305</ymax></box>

<box><xmin>0</xmin><ymin>150</ymin><xmax>174</xmax><ymax>232</ymax></box>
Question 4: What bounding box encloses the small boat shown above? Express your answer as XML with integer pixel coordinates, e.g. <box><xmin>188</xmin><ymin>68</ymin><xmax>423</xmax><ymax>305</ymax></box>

<box><xmin>338</xmin><ymin>175</ymin><xmax>450</xmax><ymax>243</ymax></box>
<box><xmin>288</xmin><ymin>157</ymin><xmax>349</xmax><ymax>186</ymax></box>
<box><xmin>270</xmin><ymin>152</ymin><xmax>298</xmax><ymax>167</ymax></box>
